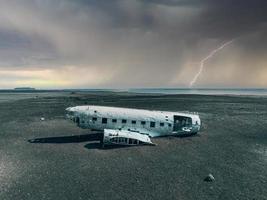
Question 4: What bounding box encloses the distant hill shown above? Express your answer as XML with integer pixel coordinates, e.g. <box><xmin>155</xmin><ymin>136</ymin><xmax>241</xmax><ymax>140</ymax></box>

<box><xmin>14</xmin><ymin>87</ymin><xmax>36</xmax><ymax>91</ymax></box>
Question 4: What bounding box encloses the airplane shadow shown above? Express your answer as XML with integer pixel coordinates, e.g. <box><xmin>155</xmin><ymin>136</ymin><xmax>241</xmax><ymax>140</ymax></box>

<box><xmin>175</xmin><ymin>133</ymin><xmax>200</xmax><ymax>138</ymax></box>
<box><xmin>84</xmin><ymin>143</ymin><xmax>142</xmax><ymax>150</ymax></box>
<box><xmin>28</xmin><ymin>133</ymin><xmax>102</xmax><ymax>144</ymax></box>
<box><xmin>28</xmin><ymin>133</ymin><xmax>134</xmax><ymax>150</ymax></box>
<box><xmin>28</xmin><ymin>133</ymin><xmax>199</xmax><ymax>150</ymax></box>
<box><xmin>155</xmin><ymin>132</ymin><xmax>200</xmax><ymax>139</ymax></box>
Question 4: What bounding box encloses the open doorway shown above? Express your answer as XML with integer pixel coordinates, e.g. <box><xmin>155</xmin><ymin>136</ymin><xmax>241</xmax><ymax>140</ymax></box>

<box><xmin>75</xmin><ymin>117</ymin><xmax>80</xmax><ymax>125</ymax></box>
<box><xmin>173</xmin><ymin>116</ymin><xmax>192</xmax><ymax>132</ymax></box>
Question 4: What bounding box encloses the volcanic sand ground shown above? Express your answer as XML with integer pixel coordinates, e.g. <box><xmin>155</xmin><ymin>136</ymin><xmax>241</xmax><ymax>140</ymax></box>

<box><xmin>0</xmin><ymin>92</ymin><xmax>266</xmax><ymax>200</ymax></box>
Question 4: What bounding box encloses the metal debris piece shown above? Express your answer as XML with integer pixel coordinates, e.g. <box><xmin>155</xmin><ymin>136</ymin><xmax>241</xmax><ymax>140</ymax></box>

<box><xmin>204</xmin><ymin>174</ymin><xmax>215</xmax><ymax>182</ymax></box>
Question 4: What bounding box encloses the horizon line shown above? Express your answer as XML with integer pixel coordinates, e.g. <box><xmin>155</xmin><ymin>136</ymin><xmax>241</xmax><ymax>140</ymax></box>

<box><xmin>0</xmin><ymin>87</ymin><xmax>267</xmax><ymax>91</ymax></box>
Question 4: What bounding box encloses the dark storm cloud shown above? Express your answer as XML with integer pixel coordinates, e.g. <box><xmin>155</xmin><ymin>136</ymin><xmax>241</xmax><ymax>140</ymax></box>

<box><xmin>0</xmin><ymin>0</ymin><xmax>267</xmax><ymax>88</ymax></box>
<box><xmin>58</xmin><ymin>0</ymin><xmax>267</xmax><ymax>44</ymax></box>
<box><xmin>141</xmin><ymin>0</ymin><xmax>267</xmax><ymax>39</ymax></box>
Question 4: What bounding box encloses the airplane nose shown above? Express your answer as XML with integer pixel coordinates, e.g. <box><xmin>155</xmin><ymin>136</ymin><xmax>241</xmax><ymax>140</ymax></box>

<box><xmin>66</xmin><ymin>113</ymin><xmax>71</xmax><ymax>120</ymax></box>
<box><xmin>66</xmin><ymin>107</ymin><xmax>72</xmax><ymax>112</ymax></box>
<box><xmin>65</xmin><ymin>107</ymin><xmax>74</xmax><ymax>120</ymax></box>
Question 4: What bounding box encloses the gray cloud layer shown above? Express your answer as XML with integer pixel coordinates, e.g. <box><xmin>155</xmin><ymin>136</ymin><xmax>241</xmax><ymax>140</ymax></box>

<box><xmin>0</xmin><ymin>0</ymin><xmax>267</xmax><ymax>88</ymax></box>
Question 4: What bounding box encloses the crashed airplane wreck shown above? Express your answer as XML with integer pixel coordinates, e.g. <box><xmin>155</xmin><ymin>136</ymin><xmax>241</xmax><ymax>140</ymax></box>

<box><xmin>66</xmin><ymin>105</ymin><xmax>201</xmax><ymax>147</ymax></box>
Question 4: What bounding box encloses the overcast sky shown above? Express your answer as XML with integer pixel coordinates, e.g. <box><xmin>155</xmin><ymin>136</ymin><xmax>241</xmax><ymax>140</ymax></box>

<box><xmin>0</xmin><ymin>0</ymin><xmax>267</xmax><ymax>89</ymax></box>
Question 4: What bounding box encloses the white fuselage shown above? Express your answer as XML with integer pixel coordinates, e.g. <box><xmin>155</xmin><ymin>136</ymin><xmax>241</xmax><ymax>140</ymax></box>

<box><xmin>66</xmin><ymin>105</ymin><xmax>201</xmax><ymax>137</ymax></box>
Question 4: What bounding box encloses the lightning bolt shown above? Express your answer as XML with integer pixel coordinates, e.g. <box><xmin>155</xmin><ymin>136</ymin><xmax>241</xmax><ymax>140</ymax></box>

<box><xmin>189</xmin><ymin>40</ymin><xmax>233</xmax><ymax>87</ymax></box>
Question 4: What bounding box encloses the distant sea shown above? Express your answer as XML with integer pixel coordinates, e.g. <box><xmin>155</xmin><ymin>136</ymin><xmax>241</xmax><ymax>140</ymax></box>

<box><xmin>127</xmin><ymin>88</ymin><xmax>267</xmax><ymax>96</ymax></box>
<box><xmin>0</xmin><ymin>88</ymin><xmax>267</xmax><ymax>96</ymax></box>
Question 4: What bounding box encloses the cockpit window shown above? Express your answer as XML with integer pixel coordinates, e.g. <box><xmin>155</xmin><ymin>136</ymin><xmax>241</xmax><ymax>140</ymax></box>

<box><xmin>68</xmin><ymin>111</ymin><xmax>74</xmax><ymax>115</ymax></box>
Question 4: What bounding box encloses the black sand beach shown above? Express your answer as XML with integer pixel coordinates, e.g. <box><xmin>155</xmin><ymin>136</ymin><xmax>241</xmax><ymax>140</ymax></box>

<box><xmin>0</xmin><ymin>92</ymin><xmax>266</xmax><ymax>200</ymax></box>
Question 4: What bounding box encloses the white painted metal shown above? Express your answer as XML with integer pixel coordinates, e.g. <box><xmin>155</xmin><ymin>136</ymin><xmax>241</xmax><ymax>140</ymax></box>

<box><xmin>103</xmin><ymin>129</ymin><xmax>154</xmax><ymax>146</ymax></box>
<box><xmin>66</xmin><ymin>105</ymin><xmax>201</xmax><ymax>142</ymax></box>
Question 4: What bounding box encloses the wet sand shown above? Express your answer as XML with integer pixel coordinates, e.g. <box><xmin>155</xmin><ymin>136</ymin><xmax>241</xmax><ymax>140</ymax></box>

<box><xmin>0</xmin><ymin>92</ymin><xmax>266</xmax><ymax>200</ymax></box>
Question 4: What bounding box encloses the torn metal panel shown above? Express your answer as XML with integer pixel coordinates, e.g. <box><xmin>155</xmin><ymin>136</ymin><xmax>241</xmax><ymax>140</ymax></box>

<box><xmin>103</xmin><ymin>129</ymin><xmax>154</xmax><ymax>146</ymax></box>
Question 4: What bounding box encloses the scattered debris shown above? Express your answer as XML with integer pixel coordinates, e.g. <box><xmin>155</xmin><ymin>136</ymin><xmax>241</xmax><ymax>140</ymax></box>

<box><xmin>204</xmin><ymin>174</ymin><xmax>215</xmax><ymax>182</ymax></box>
<box><xmin>40</xmin><ymin>117</ymin><xmax>45</xmax><ymax>121</ymax></box>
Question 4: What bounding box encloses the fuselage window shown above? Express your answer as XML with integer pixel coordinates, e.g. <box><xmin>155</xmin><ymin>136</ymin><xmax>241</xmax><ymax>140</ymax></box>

<box><xmin>122</xmin><ymin>119</ymin><xmax>127</xmax><ymax>124</ymax></box>
<box><xmin>132</xmin><ymin>120</ymin><xmax>136</xmax><ymax>124</ymax></box>
<box><xmin>160</xmin><ymin>122</ymin><xmax>164</xmax><ymax>127</ymax></box>
<box><xmin>168</xmin><ymin>123</ymin><xmax>172</xmax><ymax>127</ymax></box>
<box><xmin>141</xmin><ymin>121</ymin><xmax>146</xmax><ymax>125</ymax></box>
<box><xmin>102</xmin><ymin>118</ymin><xmax>107</xmax><ymax>124</ymax></box>
<box><xmin>112</xmin><ymin>119</ymin><xmax>117</xmax><ymax>123</ymax></box>
<box><xmin>150</xmin><ymin>122</ymin><xmax>155</xmax><ymax>128</ymax></box>
<box><xmin>92</xmin><ymin>117</ymin><xmax>97</xmax><ymax>121</ymax></box>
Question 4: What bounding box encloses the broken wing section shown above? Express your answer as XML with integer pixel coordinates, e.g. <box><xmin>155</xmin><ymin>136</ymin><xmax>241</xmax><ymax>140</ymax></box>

<box><xmin>103</xmin><ymin>129</ymin><xmax>155</xmax><ymax>146</ymax></box>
